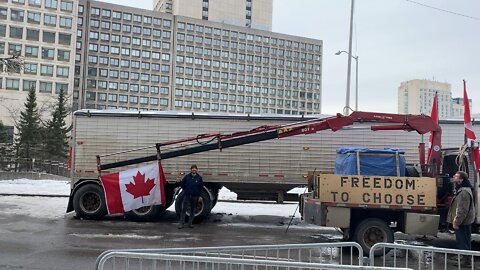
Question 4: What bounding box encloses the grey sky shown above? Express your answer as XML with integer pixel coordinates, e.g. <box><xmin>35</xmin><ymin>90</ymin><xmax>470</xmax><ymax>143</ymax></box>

<box><xmin>99</xmin><ymin>0</ymin><xmax>480</xmax><ymax>114</ymax></box>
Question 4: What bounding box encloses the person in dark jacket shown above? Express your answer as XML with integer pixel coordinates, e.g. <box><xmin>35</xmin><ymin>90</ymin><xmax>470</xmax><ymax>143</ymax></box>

<box><xmin>178</xmin><ymin>164</ymin><xmax>204</xmax><ymax>229</ymax></box>
<box><xmin>447</xmin><ymin>171</ymin><xmax>475</xmax><ymax>251</ymax></box>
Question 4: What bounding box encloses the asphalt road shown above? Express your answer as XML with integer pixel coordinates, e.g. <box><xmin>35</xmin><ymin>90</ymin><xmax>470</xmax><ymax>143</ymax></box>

<box><xmin>0</xmin><ymin>201</ymin><xmax>342</xmax><ymax>270</ymax></box>
<box><xmin>1</xmin><ymin>196</ymin><xmax>477</xmax><ymax>270</ymax></box>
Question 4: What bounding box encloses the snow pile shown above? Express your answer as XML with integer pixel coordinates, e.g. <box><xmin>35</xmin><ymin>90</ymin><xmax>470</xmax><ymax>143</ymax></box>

<box><xmin>0</xmin><ymin>179</ymin><xmax>70</xmax><ymax>195</ymax></box>
<box><xmin>0</xmin><ymin>179</ymin><xmax>302</xmax><ymax>220</ymax></box>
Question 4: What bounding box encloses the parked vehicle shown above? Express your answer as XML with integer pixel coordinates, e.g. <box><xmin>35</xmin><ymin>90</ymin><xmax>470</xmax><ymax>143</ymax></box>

<box><xmin>67</xmin><ymin>109</ymin><xmax>478</xmax><ymax>251</ymax></box>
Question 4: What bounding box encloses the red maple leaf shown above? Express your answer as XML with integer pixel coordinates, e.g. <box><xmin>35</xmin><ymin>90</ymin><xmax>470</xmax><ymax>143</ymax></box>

<box><xmin>125</xmin><ymin>171</ymin><xmax>156</xmax><ymax>203</ymax></box>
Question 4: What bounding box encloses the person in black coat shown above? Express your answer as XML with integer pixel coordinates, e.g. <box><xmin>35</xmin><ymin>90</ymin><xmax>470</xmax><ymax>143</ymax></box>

<box><xmin>178</xmin><ymin>164</ymin><xmax>204</xmax><ymax>229</ymax></box>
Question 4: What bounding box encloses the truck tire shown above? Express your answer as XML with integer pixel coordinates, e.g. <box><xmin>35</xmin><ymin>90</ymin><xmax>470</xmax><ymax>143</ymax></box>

<box><xmin>175</xmin><ymin>189</ymin><xmax>212</xmax><ymax>223</ymax></box>
<box><xmin>72</xmin><ymin>183</ymin><xmax>107</xmax><ymax>220</ymax></box>
<box><xmin>353</xmin><ymin>218</ymin><xmax>394</xmax><ymax>256</ymax></box>
<box><xmin>125</xmin><ymin>205</ymin><xmax>165</xmax><ymax>222</ymax></box>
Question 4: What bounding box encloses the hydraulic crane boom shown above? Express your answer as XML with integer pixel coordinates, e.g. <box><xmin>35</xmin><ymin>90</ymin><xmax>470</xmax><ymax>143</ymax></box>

<box><xmin>98</xmin><ymin>111</ymin><xmax>442</xmax><ymax>175</ymax></box>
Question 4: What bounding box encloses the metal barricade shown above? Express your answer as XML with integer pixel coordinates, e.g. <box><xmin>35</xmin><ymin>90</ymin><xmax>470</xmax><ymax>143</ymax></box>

<box><xmin>96</xmin><ymin>242</ymin><xmax>374</xmax><ymax>270</ymax></box>
<box><xmin>369</xmin><ymin>242</ymin><xmax>480</xmax><ymax>270</ymax></box>
<box><xmin>96</xmin><ymin>251</ymin><xmax>412</xmax><ymax>270</ymax></box>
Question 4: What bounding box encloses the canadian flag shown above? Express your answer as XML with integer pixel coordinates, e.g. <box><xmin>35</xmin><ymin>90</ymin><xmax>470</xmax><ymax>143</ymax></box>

<box><xmin>463</xmin><ymin>80</ymin><xmax>480</xmax><ymax>171</ymax></box>
<box><xmin>427</xmin><ymin>92</ymin><xmax>438</xmax><ymax>162</ymax></box>
<box><xmin>100</xmin><ymin>162</ymin><xmax>166</xmax><ymax>214</ymax></box>
<box><xmin>463</xmin><ymin>80</ymin><xmax>476</xmax><ymax>143</ymax></box>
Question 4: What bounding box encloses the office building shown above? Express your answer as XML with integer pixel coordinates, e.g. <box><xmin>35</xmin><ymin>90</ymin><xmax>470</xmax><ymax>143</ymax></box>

<box><xmin>0</xmin><ymin>0</ymin><xmax>76</xmax><ymax>131</ymax></box>
<box><xmin>451</xmin><ymin>98</ymin><xmax>472</xmax><ymax>118</ymax></box>
<box><xmin>75</xmin><ymin>0</ymin><xmax>322</xmax><ymax>115</ymax></box>
<box><xmin>153</xmin><ymin>0</ymin><xmax>273</xmax><ymax>31</ymax></box>
<box><xmin>398</xmin><ymin>79</ymin><xmax>473</xmax><ymax>118</ymax></box>
<box><xmin>398</xmin><ymin>79</ymin><xmax>452</xmax><ymax>118</ymax></box>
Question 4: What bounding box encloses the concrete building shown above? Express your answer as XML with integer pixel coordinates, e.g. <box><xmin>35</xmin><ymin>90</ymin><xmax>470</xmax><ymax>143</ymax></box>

<box><xmin>398</xmin><ymin>79</ymin><xmax>473</xmax><ymax>119</ymax></box>
<box><xmin>0</xmin><ymin>0</ymin><xmax>77</xmax><ymax>132</ymax></box>
<box><xmin>153</xmin><ymin>0</ymin><xmax>273</xmax><ymax>31</ymax></box>
<box><xmin>74</xmin><ymin>0</ymin><xmax>322</xmax><ymax>115</ymax></box>
<box><xmin>451</xmin><ymin>97</ymin><xmax>472</xmax><ymax>118</ymax></box>
<box><xmin>398</xmin><ymin>79</ymin><xmax>452</xmax><ymax>118</ymax></box>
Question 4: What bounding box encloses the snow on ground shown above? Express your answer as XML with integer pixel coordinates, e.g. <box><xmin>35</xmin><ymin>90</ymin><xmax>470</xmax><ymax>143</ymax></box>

<box><xmin>0</xmin><ymin>179</ymin><xmax>302</xmax><ymax>220</ymax></box>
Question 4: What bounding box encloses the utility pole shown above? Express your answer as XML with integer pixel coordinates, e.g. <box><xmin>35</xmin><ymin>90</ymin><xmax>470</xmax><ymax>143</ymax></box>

<box><xmin>344</xmin><ymin>0</ymin><xmax>355</xmax><ymax>115</ymax></box>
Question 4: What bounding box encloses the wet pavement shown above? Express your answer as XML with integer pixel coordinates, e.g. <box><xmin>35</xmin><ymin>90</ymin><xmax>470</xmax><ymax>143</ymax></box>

<box><xmin>0</xmin><ymin>197</ymin><xmax>477</xmax><ymax>270</ymax></box>
<box><xmin>0</xmin><ymin>201</ymin><xmax>339</xmax><ymax>270</ymax></box>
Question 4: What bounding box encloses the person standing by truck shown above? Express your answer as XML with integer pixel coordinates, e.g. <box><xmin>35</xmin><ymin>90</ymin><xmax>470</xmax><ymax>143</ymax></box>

<box><xmin>448</xmin><ymin>171</ymin><xmax>475</xmax><ymax>251</ymax></box>
<box><xmin>178</xmin><ymin>165</ymin><xmax>204</xmax><ymax>229</ymax></box>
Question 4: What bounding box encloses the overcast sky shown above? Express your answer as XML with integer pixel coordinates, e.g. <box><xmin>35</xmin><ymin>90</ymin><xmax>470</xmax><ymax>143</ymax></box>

<box><xmin>99</xmin><ymin>0</ymin><xmax>479</xmax><ymax>114</ymax></box>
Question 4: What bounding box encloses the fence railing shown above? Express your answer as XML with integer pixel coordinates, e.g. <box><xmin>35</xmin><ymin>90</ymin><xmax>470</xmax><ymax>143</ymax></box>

<box><xmin>0</xmin><ymin>158</ymin><xmax>69</xmax><ymax>177</ymax></box>
<box><xmin>95</xmin><ymin>242</ymin><xmax>367</xmax><ymax>270</ymax></box>
<box><xmin>370</xmin><ymin>242</ymin><xmax>480</xmax><ymax>270</ymax></box>
<box><xmin>96</xmin><ymin>252</ymin><xmax>413</xmax><ymax>270</ymax></box>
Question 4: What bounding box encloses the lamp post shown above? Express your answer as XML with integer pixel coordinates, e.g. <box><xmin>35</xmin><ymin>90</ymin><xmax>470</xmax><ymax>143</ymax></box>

<box><xmin>336</xmin><ymin>50</ymin><xmax>359</xmax><ymax>111</ymax></box>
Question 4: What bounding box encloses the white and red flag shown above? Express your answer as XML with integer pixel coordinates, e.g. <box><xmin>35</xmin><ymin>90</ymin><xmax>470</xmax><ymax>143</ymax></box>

<box><xmin>428</xmin><ymin>93</ymin><xmax>438</xmax><ymax>148</ymax></box>
<box><xmin>427</xmin><ymin>92</ymin><xmax>438</xmax><ymax>162</ymax></box>
<box><xmin>463</xmin><ymin>80</ymin><xmax>480</xmax><ymax>171</ymax></box>
<box><xmin>100</xmin><ymin>162</ymin><xmax>166</xmax><ymax>214</ymax></box>
<box><xmin>463</xmin><ymin>80</ymin><xmax>476</xmax><ymax>143</ymax></box>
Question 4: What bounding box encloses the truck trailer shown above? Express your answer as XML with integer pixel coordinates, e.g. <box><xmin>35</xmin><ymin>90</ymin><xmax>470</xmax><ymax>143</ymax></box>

<box><xmin>67</xmin><ymin>110</ymin><xmax>479</xmax><ymax>252</ymax></box>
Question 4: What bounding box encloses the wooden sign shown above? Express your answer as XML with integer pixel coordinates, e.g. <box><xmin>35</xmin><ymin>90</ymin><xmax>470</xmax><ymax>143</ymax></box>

<box><xmin>318</xmin><ymin>174</ymin><xmax>436</xmax><ymax>207</ymax></box>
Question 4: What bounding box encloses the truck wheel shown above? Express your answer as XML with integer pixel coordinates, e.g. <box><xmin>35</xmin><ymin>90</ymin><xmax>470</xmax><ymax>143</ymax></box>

<box><xmin>125</xmin><ymin>205</ymin><xmax>164</xmax><ymax>222</ymax></box>
<box><xmin>211</xmin><ymin>188</ymin><xmax>219</xmax><ymax>209</ymax></box>
<box><xmin>175</xmin><ymin>189</ymin><xmax>212</xmax><ymax>222</ymax></box>
<box><xmin>72</xmin><ymin>183</ymin><xmax>107</xmax><ymax>220</ymax></box>
<box><xmin>353</xmin><ymin>218</ymin><xmax>394</xmax><ymax>256</ymax></box>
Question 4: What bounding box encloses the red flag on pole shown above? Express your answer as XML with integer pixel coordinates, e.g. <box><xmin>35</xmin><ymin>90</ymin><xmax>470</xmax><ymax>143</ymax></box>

<box><xmin>463</xmin><ymin>80</ymin><xmax>476</xmax><ymax>143</ymax></box>
<box><xmin>463</xmin><ymin>80</ymin><xmax>480</xmax><ymax>171</ymax></box>
<box><xmin>427</xmin><ymin>92</ymin><xmax>438</xmax><ymax>162</ymax></box>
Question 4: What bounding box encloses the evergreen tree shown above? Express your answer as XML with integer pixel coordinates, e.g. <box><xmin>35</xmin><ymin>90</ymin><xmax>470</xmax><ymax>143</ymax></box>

<box><xmin>44</xmin><ymin>89</ymin><xmax>70</xmax><ymax>160</ymax></box>
<box><xmin>0</xmin><ymin>122</ymin><xmax>9</xmax><ymax>144</ymax></box>
<box><xmin>17</xmin><ymin>87</ymin><xmax>42</xmax><ymax>159</ymax></box>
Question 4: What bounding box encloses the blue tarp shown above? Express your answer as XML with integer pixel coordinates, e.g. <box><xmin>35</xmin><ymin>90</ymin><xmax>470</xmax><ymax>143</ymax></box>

<box><xmin>334</xmin><ymin>148</ymin><xmax>406</xmax><ymax>176</ymax></box>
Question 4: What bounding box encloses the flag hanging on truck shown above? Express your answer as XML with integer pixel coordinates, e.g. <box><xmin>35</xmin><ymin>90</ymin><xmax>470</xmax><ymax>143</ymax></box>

<box><xmin>100</xmin><ymin>161</ymin><xmax>166</xmax><ymax>214</ymax></box>
<box><xmin>427</xmin><ymin>92</ymin><xmax>438</xmax><ymax>162</ymax></box>
<box><xmin>463</xmin><ymin>80</ymin><xmax>480</xmax><ymax>171</ymax></box>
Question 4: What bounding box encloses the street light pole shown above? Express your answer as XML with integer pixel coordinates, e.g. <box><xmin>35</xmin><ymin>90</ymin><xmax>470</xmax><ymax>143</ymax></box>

<box><xmin>344</xmin><ymin>0</ymin><xmax>355</xmax><ymax>115</ymax></box>
<box><xmin>336</xmin><ymin>51</ymin><xmax>359</xmax><ymax>111</ymax></box>
<box><xmin>354</xmin><ymin>55</ymin><xmax>358</xmax><ymax>111</ymax></box>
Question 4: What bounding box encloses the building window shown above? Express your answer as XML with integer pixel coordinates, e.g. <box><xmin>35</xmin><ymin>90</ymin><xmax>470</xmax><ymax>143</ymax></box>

<box><xmin>26</xmin><ymin>28</ymin><xmax>39</xmax><ymax>40</ymax></box>
<box><xmin>56</xmin><ymin>66</ymin><xmax>69</xmax><ymax>77</ymax></box>
<box><xmin>29</xmin><ymin>0</ymin><xmax>41</xmax><ymax>6</ymax></box>
<box><xmin>25</xmin><ymin>46</ymin><xmax>38</xmax><ymax>58</ymax></box>
<box><xmin>44</xmin><ymin>14</ymin><xmax>57</xmax><ymax>26</ymax></box>
<box><xmin>45</xmin><ymin>0</ymin><xmax>58</xmax><ymax>9</ymax></box>
<box><xmin>59</xmin><ymin>17</ymin><xmax>72</xmax><ymax>28</ymax></box>
<box><xmin>9</xmin><ymin>26</ymin><xmax>23</xmax><ymax>39</ymax></box>
<box><xmin>60</xmin><ymin>0</ymin><xmax>73</xmax><ymax>11</ymax></box>
<box><xmin>23</xmin><ymin>80</ymin><xmax>36</xmax><ymax>91</ymax></box>
<box><xmin>43</xmin><ymin>31</ymin><xmax>56</xmax><ymax>43</ymax></box>
<box><xmin>39</xmin><ymin>81</ymin><xmax>53</xmax><ymax>92</ymax></box>
<box><xmin>58</xmin><ymin>33</ymin><xmax>71</xmax><ymax>45</ymax></box>
<box><xmin>11</xmin><ymin>9</ymin><xmax>24</xmax><ymax>22</ymax></box>
<box><xmin>40</xmin><ymin>64</ymin><xmax>54</xmax><ymax>76</ymax></box>
<box><xmin>6</xmin><ymin>79</ymin><xmax>20</xmax><ymax>90</ymax></box>
<box><xmin>27</xmin><ymin>11</ymin><xmax>41</xmax><ymax>24</ymax></box>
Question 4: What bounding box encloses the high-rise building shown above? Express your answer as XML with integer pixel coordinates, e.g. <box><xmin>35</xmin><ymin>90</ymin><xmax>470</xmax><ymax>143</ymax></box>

<box><xmin>0</xmin><ymin>0</ymin><xmax>322</xmax><ymax>132</ymax></box>
<box><xmin>397</xmin><ymin>79</ymin><xmax>471</xmax><ymax>119</ymax></box>
<box><xmin>0</xmin><ymin>0</ymin><xmax>77</xmax><ymax>131</ymax></box>
<box><xmin>451</xmin><ymin>98</ymin><xmax>471</xmax><ymax>118</ymax></box>
<box><xmin>74</xmin><ymin>0</ymin><xmax>322</xmax><ymax>115</ymax></box>
<box><xmin>153</xmin><ymin>0</ymin><xmax>273</xmax><ymax>31</ymax></box>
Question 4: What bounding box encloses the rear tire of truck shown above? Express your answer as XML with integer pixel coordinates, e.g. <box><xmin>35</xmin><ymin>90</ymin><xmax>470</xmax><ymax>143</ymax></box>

<box><xmin>124</xmin><ymin>205</ymin><xmax>165</xmax><ymax>222</ymax></box>
<box><xmin>353</xmin><ymin>218</ymin><xmax>394</xmax><ymax>256</ymax></box>
<box><xmin>175</xmin><ymin>189</ymin><xmax>212</xmax><ymax>223</ymax></box>
<box><xmin>72</xmin><ymin>183</ymin><xmax>107</xmax><ymax>220</ymax></box>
